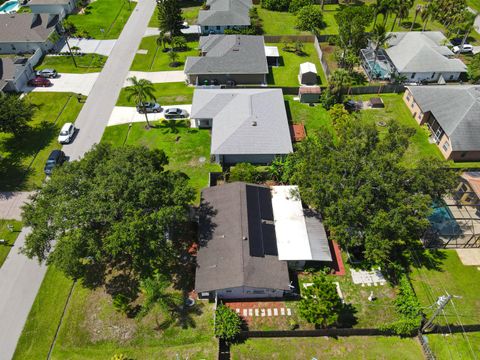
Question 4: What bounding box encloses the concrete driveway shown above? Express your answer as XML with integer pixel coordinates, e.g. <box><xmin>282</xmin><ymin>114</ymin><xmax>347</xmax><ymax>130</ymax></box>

<box><xmin>143</xmin><ymin>25</ymin><xmax>200</xmax><ymax>37</ymax></box>
<box><xmin>59</xmin><ymin>38</ymin><xmax>117</xmax><ymax>56</ymax></box>
<box><xmin>124</xmin><ymin>71</ymin><xmax>185</xmax><ymax>85</ymax></box>
<box><xmin>0</xmin><ymin>192</ymin><xmax>33</xmax><ymax>221</ymax></box>
<box><xmin>108</xmin><ymin>105</ymin><xmax>192</xmax><ymax>126</ymax></box>
<box><xmin>24</xmin><ymin>73</ymin><xmax>100</xmax><ymax>96</ymax></box>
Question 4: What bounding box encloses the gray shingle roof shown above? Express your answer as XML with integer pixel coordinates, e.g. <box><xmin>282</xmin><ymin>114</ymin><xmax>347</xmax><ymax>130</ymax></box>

<box><xmin>407</xmin><ymin>85</ymin><xmax>480</xmax><ymax>151</ymax></box>
<box><xmin>0</xmin><ymin>58</ymin><xmax>16</xmax><ymax>82</ymax></box>
<box><xmin>195</xmin><ymin>182</ymin><xmax>290</xmax><ymax>293</ymax></box>
<box><xmin>198</xmin><ymin>0</ymin><xmax>252</xmax><ymax>26</ymax></box>
<box><xmin>28</xmin><ymin>0</ymin><xmax>72</xmax><ymax>5</ymax></box>
<box><xmin>0</xmin><ymin>13</ymin><xmax>58</xmax><ymax>43</ymax></box>
<box><xmin>191</xmin><ymin>88</ymin><xmax>293</xmax><ymax>156</ymax></box>
<box><xmin>184</xmin><ymin>35</ymin><xmax>268</xmax><ymax>75</ymax></box>
<box><xmin>385</xmin><ymin>32</ymin><xmax>466</xmax><ymax>73</ymax></box>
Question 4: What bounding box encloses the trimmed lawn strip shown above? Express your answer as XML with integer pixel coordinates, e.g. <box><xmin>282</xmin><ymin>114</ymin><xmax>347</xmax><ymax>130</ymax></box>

<box><xmin>0</xmin><ymin>219</ymin><xmax>22</xmax><ymax>267</ymax></box>
<box><xmin>67</xmin><ymin>0</ymin><xmax>136</xmax><ymax>39</ymax></box>
<box><xmin>426</xmin><ymin>332</ymin><xmax>480</xmax><ymax>360</ymax></box>
<box><xmin>0</xmin><ymin>92</ymin><xmax>84</xmax><ymax>191</ymax></box>
<box><xmin>13</xmin><ymin>266</ymin><xmax>73</xmax><ymax>360</ymax></box>
<box><xmin>117</xmin><ymin>83</ymin><xmax>193</xmax><ymax>107</ymax></box>
<box><xmin>230</xmin><ymin>336</ymin><xmax>424</xmax><ymax>359</ymax></box>
<box><xmin>35</xmin><ymin>54</ymin><xmax>107</xmax><ymax>74</ymax></box>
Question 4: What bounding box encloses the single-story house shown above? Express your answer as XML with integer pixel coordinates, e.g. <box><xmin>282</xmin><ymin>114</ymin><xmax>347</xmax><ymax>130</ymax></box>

<box><xmin>299</xmin><ymin>62</ymin><xmax>318</xmax><ymax>85</ymax></box>
<box><xmin>455</xmin><ymin>172</ymin><xmax>480</xmax><ymax>206</ymax></box>
<box><xmin>28</xmin><ymin>0</ymin><xmax>77</xmax><ymax>19</ymax></box>
<box><xmin>190</xmin><ymin>88</ymin><xmax>293</xmax><ymax>165</ymax></box>
<box><xmin>184</xmin><ymin>35</ymin><xmax>268</xmax><ymax>86</ymax></box>
<box><xmin>197</xmin><ymin>0</ymin><xmax>252</xmax><ymax>35</ymax></box>
<box><xmin>361</xmin><ymin>31</ymin><xmax>466</xmax><ymax>82</ymax></box>
<box><xmin>0</xmin><ymin>53</ymin><xmax>38</xmax><ymax>92</ymax></box>
<box><xmin>0</xmin><ymin>13</ymin><xmax>60</xmax><ymax>54</ymax></box>
<box><xmin>404</xmin><ymin>85</ymin><xmax>480</xmax><ymax>161</ymax></box>
<box><xmin>195</xmin><ymin>182</ymin><xmax>333</xmax><ymax>299</ymax></box>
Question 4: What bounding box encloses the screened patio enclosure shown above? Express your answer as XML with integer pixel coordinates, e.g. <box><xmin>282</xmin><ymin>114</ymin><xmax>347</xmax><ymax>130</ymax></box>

<box><xmin>360</xmin><ymin>48</ymin><xmax>395</xmax><ymax>81</ymax></box>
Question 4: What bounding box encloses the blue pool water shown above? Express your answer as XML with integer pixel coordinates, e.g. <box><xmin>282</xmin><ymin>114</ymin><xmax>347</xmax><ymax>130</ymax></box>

<box><xmin>367</xmin><ymin>60</ymin><xmax>390</xmax><ymax>78</ymax></box>
<box><xmin>0</xmin><ymin>0</ymin><xmax>19</xmax><ymax>13</ymax></box>
<box><xmin>429</xmin><ymin>206</ymin><xmax>461</xmax><ymax>235</ymax></box>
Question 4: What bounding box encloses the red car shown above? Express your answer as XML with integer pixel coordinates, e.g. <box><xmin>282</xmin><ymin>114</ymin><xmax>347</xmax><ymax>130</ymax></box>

<box><xmin>28</xmin><ymin>77</ymin><xmax>52</xmax><ymax>87</ymax></box>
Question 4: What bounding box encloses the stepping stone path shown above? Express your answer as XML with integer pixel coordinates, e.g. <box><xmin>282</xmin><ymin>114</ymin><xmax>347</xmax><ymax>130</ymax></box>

<box><xmin>226</xmin><ymin>302</ymin><xmax>292</xmax><ymax>318</ymax></box>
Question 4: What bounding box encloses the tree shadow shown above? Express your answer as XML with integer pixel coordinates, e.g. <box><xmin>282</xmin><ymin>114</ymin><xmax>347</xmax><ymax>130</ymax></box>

<box><xmin>159</xmin><ymin>120</ymin><xmax>189</xmax><ymax>134</ymax></box>
<box><xmin>401</xmin><ymin>21</ymin><xmax>421</xmax><ymax>30</ymax></box>
<box><xmin>105</xmin><ymin>272</ymin><xmax>140</xmax><ymax>302</ymax></box>
<box><xmin>336</xmin><ymin>303</ymin><xmax>358</xmax><ymax>328</ymax></box>
<box><xmin>409</xmin><ymin>244</ymin><xmax>447</xmax><ymax>272</ymax></box>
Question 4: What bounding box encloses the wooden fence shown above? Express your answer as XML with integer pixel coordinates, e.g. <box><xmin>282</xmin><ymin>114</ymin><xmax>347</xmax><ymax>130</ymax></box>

<box><xmin>343</xmin><ymin>84</ymin><xmax>406</xmax><ymax>95</ymax></box>
<box><xmin>241</xmin><ymin>328</ymin><xmax>396</xmax><ymax>338</ymax></box>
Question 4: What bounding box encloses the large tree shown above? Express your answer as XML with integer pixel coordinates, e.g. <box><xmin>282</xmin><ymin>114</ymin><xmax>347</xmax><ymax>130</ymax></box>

<box><xmin>157</xmin><ymin>0</ymin><xmax>183</xmax><ymax>35</ymax></box>
<box><xmin>280</xmin><ymin>119</ymin><xmax>457</xmax><ymax>275</ymax></box>
<box><xmin>0</xmin><ymin>93</ymin><xmax>34</xmax><ymax>135</ymax></box>
<box><xmin>468</xmin><ymin>54</ymin><xmax>480</xmax><ymax>83</ymax></box>
<box><xmin>295</xmin><ymin>5</ymin><xmax>324</xmax><ymax>35</ymax></box>
<box><xmin>22</xmin><ymin>144</ymin><xmax>195</xmax><ymax>289</ymax></box>
<box><xmin>369</xmin><ymin>24</ymin><xmax>395</xmax><ymax>72</ymax></box>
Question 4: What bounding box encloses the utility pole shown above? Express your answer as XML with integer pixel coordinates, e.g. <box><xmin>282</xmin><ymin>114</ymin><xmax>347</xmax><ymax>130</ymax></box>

<box><xmin>422</xmin><ymin>294</ymin><xmax>452</xmax><ymax>332</ymax></box>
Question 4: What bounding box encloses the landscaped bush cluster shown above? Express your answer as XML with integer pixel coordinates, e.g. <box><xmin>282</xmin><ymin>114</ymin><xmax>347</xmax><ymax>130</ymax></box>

<box><xmin>261</xmin><ymin>0</ymin><xmax>291</xmax><ymax>12</ymax></box>
<box><xmin>288</xmin><ymin>0</ymin><xmax>314</xmax><ymax>13</ymax></box>
<box><xmin>214</xmin><ymin>304</ymin><xmax>242</xmax><ymax>342</ymax></box>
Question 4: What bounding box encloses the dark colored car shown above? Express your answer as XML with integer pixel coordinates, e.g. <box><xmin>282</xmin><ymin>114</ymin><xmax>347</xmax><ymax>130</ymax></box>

<box><xmin>164</xmin><ymin>107</ymin><xmax>189</xmax><ymax>119</ymax></box>
<box><xmin>44</xmin><ymin>150</ymin><xmax>66</xmax><ymax>176</ymax></box>
<box><xmin>136</xmin><ymin>102</ymin><xmax>162</xmax><ymax>113</ymax></box>
<box><xmin>28</xmin><ymin>77</ymin><xmax>52</xmax><ymax>87</ymax></box>
<box><xmin>36</xmin><ymin>69</ymin><xmax>58</xmax><ymax>78</ymax></box>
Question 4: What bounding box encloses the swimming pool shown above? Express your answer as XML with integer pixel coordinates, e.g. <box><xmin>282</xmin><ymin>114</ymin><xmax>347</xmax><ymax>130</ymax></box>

<box><xmin>366</xmin><ymin>60</ymin><xmax>390</xmax><ymax>79</ymax></box>
<box><xmin>0</xmin><ymin>0</ymin><xmax>20</xmax><ymax>13</ymax></box>
<box><xmin>429</xmin><ymin>205</ymin><xmax>461</xmax><ymax>235</ymax></box>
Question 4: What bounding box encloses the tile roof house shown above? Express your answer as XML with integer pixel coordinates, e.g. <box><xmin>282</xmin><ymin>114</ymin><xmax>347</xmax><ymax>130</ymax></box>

<box><xmin>195</xmin><ymin>183</ymin><xmax>332</xmax><ymax>299</ymax></box>
<box><xmin>27</xmin><ymin>0</ymin><xmax>77</xmax><ymax>19</ymax></box>
<box><xmin>197</xmin><ymin>0</ymin><xmax>252</xmax><ymax>34</ymax></box>
<box><xmin>0</xmin><ymin>13</ymin><xmax>60</xmax><ymax>55</ymax></box>
<box><xmin>190</xmin><ymin>88</ymin><xmax>293</xmax><ymax>164</ymax></box>
<box><xmin>184</xmin><ymin>34</ymin><xmax>268</xmax><ymax>85</ymax></box>
<box><xmin>361</xmin><ymin>31</ymin><xmax>466</xmax><ymax>83</ymax></box>
<box><xmin>403</xmin><ymin>85</ymin><xmax>480</xmax><ymax>161</ymax></box>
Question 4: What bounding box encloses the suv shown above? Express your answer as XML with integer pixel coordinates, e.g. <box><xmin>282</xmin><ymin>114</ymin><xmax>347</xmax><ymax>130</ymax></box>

<box><xmin>36</xmin><ymin>69</ymin><xmax>58</xmax><ymax>78</ymax></box>
<box><xmin>28</xmin><ymin>77</ymin><xmax>52</xmax><ymax>87</ymax></box>
<box><xmin>58</xmin><ymin>122</ymin><xmax>75</xmax><ymax>144</ymax></box>
<box><xmin>136</xmin><ymin>102</ymin><xmax>162</xmax><ymax>113</ymax></box>
<box><xmin>44</xmin><ymin>150</ymin><xmax>66</xmax><ymax>176</ymax></box>
<box><xmin>452</xmin><ymin>44</ymin><xmax>473</xmax><ymax>54</ymax></box>
<box><xmin>164</xmin><ymin>108</ymin><xmax>189</xmax><ymax>119</ymax></box>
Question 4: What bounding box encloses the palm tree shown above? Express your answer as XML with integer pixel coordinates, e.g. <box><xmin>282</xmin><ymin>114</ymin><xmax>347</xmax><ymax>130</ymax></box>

<box><xmin>61</xmin><ymin>20</ymin><xmax>78</xmax><ymax>67</ymax></box>
<box><xmin>370</xmin><ymin>24</ymin><xmax>395</xmax><ymax>73</ymax></box>
<box><xmin>410</xmin><ymin>4</ymin><xmax>422</xmax><ymax>31</ymax></box>
<box><xmin>329</xmin><ymin>69</ymin><xmax>353</xmax><ymax>101</ymax></box>
<box><xmin>421</xmin><ymin>1</ymin><xmax>437</xmax><ymax>32</ymax></box>
<box><xmin>168</xmin><ymin>51</ymin><xmax>179</xmax><ymax>67</ymax></box>
<box><xmin>391</xmin><ymin>0</ymin><xmax>412</xmax><ymax>31</ymax></box>
<box><xmin>125</xmin><ymin>76</ymin><xmax>156</xmax><ymax>129</ymax></box>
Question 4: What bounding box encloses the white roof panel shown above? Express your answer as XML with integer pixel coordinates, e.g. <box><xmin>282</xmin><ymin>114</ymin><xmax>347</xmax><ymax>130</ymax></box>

<box><xmin>264</xmin><ymin>46</ymin><xmax>279</xmax><ymax>57</ymax></box>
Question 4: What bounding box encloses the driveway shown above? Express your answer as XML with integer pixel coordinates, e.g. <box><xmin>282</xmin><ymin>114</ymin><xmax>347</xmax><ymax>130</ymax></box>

<box><xmin>124</xmin><ymin>71</ymin><xmax>185</xmax><ymax>85</ymax></box>
<box><xmin>25</xmin><ymin>73</ymin><xmax>100</xmax><ymax>96</ymax></box>
<box><xmin>0</xmin><ymin>192</ymin><xmax>33</xmax><ymax>220</ymax></box>
<box><xmin>108</xmin><ymin>105</ymin><xmax>192</xmax><ymax>126</ymax></box>
<box><xmin>59</xmin><ymin>38</ymin><xmax>117</xmax><ymax>56</ymax></box>
<box><xmin>143</xmin><ymin>25</ymin><xmax>200</xmax><ymax>37</ymax></box>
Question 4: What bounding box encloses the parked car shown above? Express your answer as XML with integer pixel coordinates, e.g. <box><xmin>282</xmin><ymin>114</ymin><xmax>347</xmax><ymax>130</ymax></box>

<box><xmin>28</xmin><ymin>77</ymin><xmax>52</xmax><ymax>87</ymax></box>
<box><xmin>164</xmin><ymin>107</ymin><xmax>189</xmax><ymax>119</ymax></box>
<box><xmin>452</xmin><ymin>44</ymin><xmax>473</xmax><ymax>54</ymax></box>
<box><xmin>57</xmin><ymin>122</ymin><xmax>75</xmax><ymax>144</ymax></box>
<box><xmin>36</xmin><ymin>69</ymin><xmax>58</xmax><ymax>78</ymax></box>
<box><xmin>136</xmin><ymin>102</ymin><xmax>162</xmax><ymax>113</ymax></box>
<box><xmin>44</xmin><ymin>150</ymin><xmax>66</xmax><ymax>176</ymax></box>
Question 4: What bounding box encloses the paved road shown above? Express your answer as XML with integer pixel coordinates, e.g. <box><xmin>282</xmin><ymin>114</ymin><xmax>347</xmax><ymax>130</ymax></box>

<box><xmin>0</xmin><ymin>1</ymin><xmax>156</xmax><ymax>359</ymax></box>
<box><xmin>108</xmin><ymin>104</ymin><xmax>193</xmax><ymax>126</ymax></box>
<box><xmin>63</xmin><ymin>0</ymin><xmax>156</xmax><ymax>161</ymax></box>
<box><xmin>0</xmin><ymin>192</ymin><xmax>33</xmax><ymax>220</ymax></box>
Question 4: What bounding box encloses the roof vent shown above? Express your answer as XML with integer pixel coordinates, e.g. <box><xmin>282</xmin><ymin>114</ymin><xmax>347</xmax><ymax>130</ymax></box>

<box><xmin>251</xmin><ymin>121</ymin><xmax>257</xmax><ymax>126</ymax></box>
<box><xmin>242</xmin><ymin>236</ymin><xmax>247</xmax><ymax>240</ymax></box>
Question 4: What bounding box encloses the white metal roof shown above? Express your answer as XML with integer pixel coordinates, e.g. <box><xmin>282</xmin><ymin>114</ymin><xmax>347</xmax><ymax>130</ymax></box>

<box><xmin>271</xmin><ymin>185</ymin><xmax>332</xmax><ymax>262</ymax></box>
<box><xmin>299</xmin><ymin>62</ymin><xmax>317</xmax><ymax>74</ymax></box>
<box><xmin>264</xmin><ymin>46</ymin><xmax>279</xmax><ymax>57</ymax></box>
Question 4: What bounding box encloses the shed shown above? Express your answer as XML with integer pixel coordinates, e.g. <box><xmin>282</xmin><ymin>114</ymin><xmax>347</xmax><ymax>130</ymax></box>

<box><xmin>369</xmin><ymin>97</ymin><xmax>384</xmax><ymax>108</ymax></box>
<box><xmin>265</xmin><ymin>45</ymin><xmax>280</xmax><ymax>66</ymax></box>
<box><xmin>299</xmin><ymin>62</ymin><xmax>318</xmax><ymax>85</ymax></box>
<box><xmin>299</xmin><ymin>86</ymin><xmax>321</xmax><ymax>103</ymax></box>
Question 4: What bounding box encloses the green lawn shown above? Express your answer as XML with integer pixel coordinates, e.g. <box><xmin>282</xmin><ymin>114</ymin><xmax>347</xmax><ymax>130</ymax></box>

<box><xmin>285</xmin><ymin>95</ymin><xmax>331</xmax><ymax>135</ymax></box>
<box><xmin>257</xmin><ymin>7</ymin><xmax>310</xmax><ymax>35</ymax></box>
<box><xmin>149</xmin><ymin>1</ymin><xmax>200</xmax><ymax>28</ymax></box>
<box><xmin>117</xmin><ymin>83</ymin><xmax>193</xmax><ymax>107</ymax></box>
<box><xmin>35</xmin><ymin>54</ymin><xmax>107</xmax><ymax>74</ymax></box>
<box><xmin>130</xmin><ymin>36</ymin><xmax>198</xmax><ymax>71</ymax></box>
<box><xmin>425</xmin><ymin>332</ymin><xmax>480</xmax><ymax>360</ymax></box>
<box><xmin>102</xmin><ymin>121</ymin><xmax>220</xmax><ymax>202</ymax></box>
<box><xmin>0</xmin><ymin>92</ymin><xmax>84</xmax><ymax>191</ymax></box>
<box><xmin>267</xmin><ymin>42</ymin><xmax>327</xmax><ymax>86</ymax></box>
<box><xmin>468</xmin><ymin>0</ymin><xmax>480</xmax><ymax>11</ymax></box>
<box><xmin>67</xmin><ymin>0</ymin><xmax>136</xmax><ymax>39</ymax></box>
<box><xmin>0</xmin><ymin>220</ymin><xmax>22</xmax><ymax>267</ymax></box>
<box><xmin>230</xmin><ymin>336</ymin><xmax>424</xmax><ymax>359</ymax></box>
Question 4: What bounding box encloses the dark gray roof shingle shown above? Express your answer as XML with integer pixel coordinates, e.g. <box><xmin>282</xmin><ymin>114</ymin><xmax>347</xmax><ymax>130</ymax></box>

<box><xmin>0</xmin><ymin>13</ymin><xmax>58</xmax><ymax>43</ymax></box>
<box><xmin>198</xmin><ymin>0</ymin><xmax>252</xmax><ymax>26</ymax></box>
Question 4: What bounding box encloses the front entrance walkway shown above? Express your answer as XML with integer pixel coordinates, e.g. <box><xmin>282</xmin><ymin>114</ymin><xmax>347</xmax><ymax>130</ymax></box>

<box><xmin>225</xmin><ymin>301</ymin><xmax>292</xmax><ymax>319</ymax></box>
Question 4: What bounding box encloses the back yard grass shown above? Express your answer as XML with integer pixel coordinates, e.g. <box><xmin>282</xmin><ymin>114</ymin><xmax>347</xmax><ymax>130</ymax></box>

<box><xmin>35</xmin><ymin>54</ymin><xmax>107</xmax><ymax>74</ymax></box>
<box><xmin>117</xmin><ymin>83</ymin><xmax>193</xmax><ymax>107</ymax></box>
<box><xmin>0</xmin><ymin>92</ymin><xmax>84</xmax><ymax>191</ymax></box>
<box><xmin>130</xmin><ymin>36</ymin><xmax>198</xmax><ymax>71</ymax></box>
<box><xmin>230</xmin><ymin>336</ymin><xmax>423</xmax><ymax>360</ymax></box>
<box><xmin>0</xmin><ymin>219</ymin><xmax>22</xmax><ymax>267</ymax></box>
<box><xmin>67</xmin><ymin>0</ymin><xmax>136</xmax><ymax>39</ymax></box>
<box><xmin>149</xmin><ymin>0</ymin><xmax>200</xmax><ymax>28</ymax></box>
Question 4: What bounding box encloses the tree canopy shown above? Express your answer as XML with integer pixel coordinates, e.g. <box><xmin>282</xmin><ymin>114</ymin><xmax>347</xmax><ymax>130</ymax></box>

<box><xmin>468</xmin><ymin>54</ymin><xmax>480</xmax><ymax>84</ymax></box>
<box><xmin>0</xmin><ymin>93</ymin><xmax>35</xmax><ymax>135</ymax></box>
<box><xmin>335</xmin><ymin>5</ymin><xmax>373</xmax><ymax>59</ymax></box>
<box><xmin>214</xmin><ymin>304</ymin><xmax>242</xmax><ymax>342</ymax></box>
<box><xmin>296</xmin><ymin>5</ymin><xmax>324</xmax><ymax>35</ymax></box>
<box><xmin>22</xmin><ymin>144</ymin><xmax>195</xmax><ymax>288</ymax></box>
<box><xmin>157</xmin><ymin>0</ymin><xmax>183</xmax><ymax>35</ymax></box>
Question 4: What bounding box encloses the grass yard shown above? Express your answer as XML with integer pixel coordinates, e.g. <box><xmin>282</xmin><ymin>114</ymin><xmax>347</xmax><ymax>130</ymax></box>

<box><xmin>424</xmin><ymin>332</ymin><xmax>480</xmax><ymax>360</ymax></box>
<box><xmin>149</xmin><ymin>1</ymin><xmax>200</xmax><ymax>28</ymax></box>
<box><xmin>266</xmin><ymin>42</ymin><xmax>327</xmax><ymax>86</ymax></box>
<box><xmin>468</xmin><ymin>0</ymin><xmax>480</xmax><ymax>11</ymax></box>
<box><xmin>67</xmin><ymin>0</ymin><xmax>136</xmax><ymax>39</ymax></box>
<box><xmin>285</xmin><ymin>95</ymin><xmax>331</xmax><ymax>135</ymax></box>
<box><xmin>0</xmin><ymin>92</ymin><xmax>84</xmax><ymax>191</ymax></box>
<box><xmin>35</xmin><ymin>54</ymin><xmax>107</xmax><ymax>74</ymax></box>
<box><xmin>230</xmin><ymin>336</ymin><xmax>424</xmax><ymax>359</ymax></box>
<box><xmin>0</xmin><ymin>220</ymin><xmax>22</xmax><ymax>267</ymax></box>
<box><xmin>117</xmin><ymin>83</ymin><xmax>193</xmax><ymax>107</ymax></box>
<box><xmin>102</xmin><ymin>121</ymin><xmax>220</xmax><ymax>202</ymax></box>
<box><xmin>130</xmin><ymin>36</ymin><xmax>198</xmax><ymax>71</ymax></box>
<box><xmin>257</xmin><ymin>7</ymin><xmax>310</xmax><ymax>35</ymax></box>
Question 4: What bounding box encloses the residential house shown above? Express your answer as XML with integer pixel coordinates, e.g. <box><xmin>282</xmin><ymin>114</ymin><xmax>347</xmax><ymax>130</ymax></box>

<box><xmin>184</xmin><ymin>34</ymin><xmax>268</xmax><ymax>85</ymax></box>
<box><xmin>195</xmin><ymin>183</ymin><xmax>333</xmax><ymax>299</ymax></box>
<box><xmin>197</xmin><ymin>0</ymin><xmax>252</xmax><ymax>35</ymax></box>
<box><xmin>0</xmin><ymin>13</ymin><xmax>60</xmax><ymax>54</ymax></box>
<box><xmin>455</xmin><ymin>172</ymin><xmax>480</xmax><ymax>206</ymax></box>
<box><xmin>404</xmin><ymin>85</ymin><xmax>480</xmax><ymax>161</ymax></box>
<box><xmin>28</xmin><ymin>0</ymin><xmax>77</xmax><ymax>19</ymax></box>
<box><xmin>190</xmin><ymin>88</ymin><xmax>293</xmax><ymax>165</ymax></box>
<box><xmin>361</xmin><ymin>31</ymin><xmax>466</xmax><ymax>82</ymax></box>
<box><xmin>0</xmin><ymin>51</ymin><xmax>41</xmax><ymax>92</ymax></box>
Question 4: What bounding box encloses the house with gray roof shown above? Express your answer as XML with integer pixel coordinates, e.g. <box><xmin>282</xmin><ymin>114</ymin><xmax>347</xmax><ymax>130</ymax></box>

<box><xmin>361</xmin><ymin>31</ymin><xmax>466</xmax><ymax>83</ymax></box>
<box><xmin>198</xmin><ymin>0</ymin><xmax>252</xmax><ymax>34</ymax></box>
<box><xmin>190</xmin><ymin>88</ymin><xmax>292</xmax><ymax>165</ymax></box>
<box><xmin>404</xmin><ymin>85</ymin><xmax>480</xmax><ymax>161</ymax></box>
<box><xmin>0</xmin><ymin>54</ymin><xmax>37</xmax><ymax>92</ymax></box>
<box><xmin>0</xmin><ymin>13</ymin><xmax>60</xmax><ymax>55</ymax></box>
<box><xmin>184</xmin><ymin>34</ymin><xmax>268</xmax><ymax>85</ymax></box>
<box><xmin>28</xmin><ymin>0</ymin><xmax>77</xmax><ymax>19</ymax></box>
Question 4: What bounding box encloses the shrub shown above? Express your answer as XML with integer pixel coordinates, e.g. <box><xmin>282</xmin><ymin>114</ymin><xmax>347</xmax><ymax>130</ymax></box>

<box><xmin>296</xmin><ymin>5</ymin><xmax>324</xmax><ymax>34</ymax></box>
<box><xmin>112</xmin><ymin>294</ymin><xmax>130</xmax><ymax>314</ymax></box>
<box><xmin>228</xmin><ymin>163</ymin><xmax>260</xmax><ymax>183</ymax></box>
<box><xmin>261</xmin><ymin>0</ymin><xmax>291</xmax><ymax>12</ymax></box>
<box><xmin>289</xmin><ymin>0</ymin><xmax>314</xmax><ymax>13</ymax></box>
<box><xmin>214</xmin><ymin>304</ymin><xmax>242</xmax><ymax>342</ymax></box>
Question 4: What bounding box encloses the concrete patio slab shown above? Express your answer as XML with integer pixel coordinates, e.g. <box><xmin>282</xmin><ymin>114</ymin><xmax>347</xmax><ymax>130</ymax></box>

<box><xmin>456</xmin><ymin>249</ymin><xmax>480</xmax><ymax>266</ymax></box>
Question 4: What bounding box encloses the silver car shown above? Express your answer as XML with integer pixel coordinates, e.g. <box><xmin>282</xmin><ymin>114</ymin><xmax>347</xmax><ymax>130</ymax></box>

<box><xmin>164</xmin><ymin>107</ymin><xmax>189</xmax><ymax>119</ymax></box>
<box><xmin>36</xmin><ymin>69</ymin><xmax>58</xmax><ymax>78</ymax></box>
